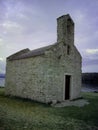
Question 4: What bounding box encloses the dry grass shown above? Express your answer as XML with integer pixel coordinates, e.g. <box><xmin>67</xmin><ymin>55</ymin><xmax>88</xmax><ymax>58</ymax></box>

<box><xmin>0</xmin><ymin>88</ymin><xmax>98</xmax><ymax>130</ymax></box>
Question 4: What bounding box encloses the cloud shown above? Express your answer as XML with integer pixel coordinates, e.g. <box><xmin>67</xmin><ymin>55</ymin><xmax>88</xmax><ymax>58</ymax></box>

<box><xmin>0</xmin><ymin>38</ymin><xmax>4</xmax><ymax>46</ymax></box>
<box><xmin>82</xmin><ymin>57</ymin><xmax>98</xmax><ymax>72</ymax></box>
<box><xmin>73</xmin><ymin>6</ymin><xmax>98</xmax><ymax>53</ymax></box>
<box><xmin>0</xmin><ymin>0</ymin><xmax>98</xmax><ymax>73</ymax></box>
<box><xmin>86</xmin><ymin>49</ymin><xmax>98</xmax><ymax>55</ymax></box>
<box><xmin>0</xmin><ymin>58</ymin><xmax>4</xmax><ymax>61</ymax></box>
<box><xmin>82</xmin><ymin>48</ymin><xmax>98</xmax><ymax>72</ymax></box>
<box><xmin>2</xmin><ymin>21</ymin><xmax>20</xmax><ymax>29</ymax></box>
<box><xmin>83</xmin><ymin>58</ymin><xmax>98</xmax><ymax>65</ymax></box>
<box><xmin>82</xmin><ymin>48</ymin><xmax>98</xmax><ymax>60</ymax></box>
<box><xmin>82</xmin><ymin>64</ymin><xmax>98</xmax><ymax>73</ymax></box>
<box><xmin>0</xmin><ymin>57</ymin><xmax>5</xmax><ymax>73</ymax></box>
<box><xmin>1</xmin><ymin>20</ymin><xmax>23</xmax><ymax>37</ymax></box>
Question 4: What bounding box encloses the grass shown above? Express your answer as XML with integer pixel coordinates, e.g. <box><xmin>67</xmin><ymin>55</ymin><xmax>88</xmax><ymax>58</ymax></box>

<box><xmin>0</xmin><ymin>87</ymin><xmax>98</xmax><ymax>130</ymax></box>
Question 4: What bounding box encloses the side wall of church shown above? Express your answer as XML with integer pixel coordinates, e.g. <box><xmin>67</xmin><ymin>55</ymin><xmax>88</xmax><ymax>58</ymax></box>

<box><xmin>5</xmin><ymin>42</ymin><xmax>81</xmax><ymax>103</ymax></box>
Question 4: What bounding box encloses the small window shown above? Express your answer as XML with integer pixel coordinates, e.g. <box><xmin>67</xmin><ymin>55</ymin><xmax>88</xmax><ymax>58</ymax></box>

<box><xmin>67</xmin><ymin>45</ymin><xmax>70</xmax><ymax>55</ymax></box>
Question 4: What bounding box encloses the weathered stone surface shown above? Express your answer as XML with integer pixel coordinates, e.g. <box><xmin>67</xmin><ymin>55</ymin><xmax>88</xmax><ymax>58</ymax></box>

<box><xmin>5</xmin><ymin>14</ymin><xmax>82</xmax><ymax>103</ymax></box>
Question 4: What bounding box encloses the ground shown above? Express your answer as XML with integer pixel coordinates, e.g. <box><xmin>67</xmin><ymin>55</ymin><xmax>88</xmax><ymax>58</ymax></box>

<box><xmin>0</xmin><ymin>87</ymin><xmax>98</xmax><ymax>130</ymax></box>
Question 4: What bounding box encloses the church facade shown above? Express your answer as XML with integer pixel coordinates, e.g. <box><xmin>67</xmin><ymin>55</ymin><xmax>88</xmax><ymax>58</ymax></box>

<box><xmin>5</xmin><ymin>14</ymin><xmax>82</xmax><ymax>103</ymax></box>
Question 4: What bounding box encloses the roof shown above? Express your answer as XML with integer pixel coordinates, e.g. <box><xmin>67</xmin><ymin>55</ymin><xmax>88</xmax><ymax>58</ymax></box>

<box><xmin>7</xmin><ymin>43</ymin><xmax>57</xmax><ymax>61</ymax></box>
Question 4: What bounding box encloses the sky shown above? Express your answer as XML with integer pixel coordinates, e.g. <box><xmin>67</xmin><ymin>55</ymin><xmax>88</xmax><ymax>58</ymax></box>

<box><xmin>0</xmin><ymin>0</ymin><xmax>98</xmax><ymax>73</ymax></box>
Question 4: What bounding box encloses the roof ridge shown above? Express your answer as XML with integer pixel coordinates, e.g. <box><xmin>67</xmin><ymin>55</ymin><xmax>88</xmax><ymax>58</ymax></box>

<box><xmin>8</xmin><ymin>42</ymin><xmax>57</xmax><ymax>60</ymax></box>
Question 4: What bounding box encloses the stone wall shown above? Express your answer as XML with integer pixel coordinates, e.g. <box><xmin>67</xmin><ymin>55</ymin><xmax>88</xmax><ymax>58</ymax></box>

<box><xmin>5</xmin><ymin>42</ymin><xmax>81</xmax><ymax>103</ymax></box>
<box><xmin>5</xmin><ymin>14</ymin><xmax>82</xmax><ymax>103</ymax></box>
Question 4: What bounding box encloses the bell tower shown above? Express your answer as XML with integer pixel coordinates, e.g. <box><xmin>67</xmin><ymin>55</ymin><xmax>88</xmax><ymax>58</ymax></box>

<box><xmin>57</xmin><ymin>14</ymin><xmax>74</xmax><ymax>45</ymax></box>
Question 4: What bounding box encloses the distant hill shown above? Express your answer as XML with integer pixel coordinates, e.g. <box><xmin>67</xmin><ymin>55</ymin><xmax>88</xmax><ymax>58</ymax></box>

<box><xmin>82</xmin><ymin>73</ymin><xmax>98</xmax><ymax>85</ymax></box>
<box><xmin>0</xmin><ymin>74</ymin><xmax>5</xmax><ymax>78</ymax></box>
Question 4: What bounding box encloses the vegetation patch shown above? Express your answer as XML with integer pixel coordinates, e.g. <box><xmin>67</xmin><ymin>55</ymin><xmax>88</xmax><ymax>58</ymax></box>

<box><xmin>0</xmin><ymin>88</ymin><xmax>98</xmax><ymax>130</ymax></box>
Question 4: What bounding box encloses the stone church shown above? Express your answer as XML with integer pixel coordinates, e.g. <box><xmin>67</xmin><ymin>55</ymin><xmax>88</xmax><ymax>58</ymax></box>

<box><xmin>5</xmin><ymin>14</ymin><xmax>82</xmax><ymax>103</ymax></box>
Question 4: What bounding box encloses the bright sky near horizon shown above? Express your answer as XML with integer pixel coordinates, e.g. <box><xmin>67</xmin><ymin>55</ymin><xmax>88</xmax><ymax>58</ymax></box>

<box><xmin>0</xmin><ymin>0</ymin><xmax>98</xmax><ymax>73</ymax></box>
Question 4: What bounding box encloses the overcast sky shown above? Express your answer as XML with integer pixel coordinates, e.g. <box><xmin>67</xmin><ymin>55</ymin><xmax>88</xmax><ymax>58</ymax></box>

<box><xmin>0</xmin><ymin>0</ymin><xmax>98</xmax><ymax>73</ymax></box>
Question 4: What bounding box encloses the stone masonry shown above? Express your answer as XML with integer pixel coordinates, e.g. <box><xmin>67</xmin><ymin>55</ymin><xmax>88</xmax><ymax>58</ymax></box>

<box><xmin>5</xmin><ymin>14</ymin><xmax>82</xmax><ymax>103</ymax></box>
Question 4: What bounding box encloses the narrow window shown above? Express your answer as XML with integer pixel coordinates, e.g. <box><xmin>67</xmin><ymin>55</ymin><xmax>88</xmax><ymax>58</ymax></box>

<box><xmin>67</xmin><ymin>45</ymin><xmax>70</xmax><ymax>55</ymax></box>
